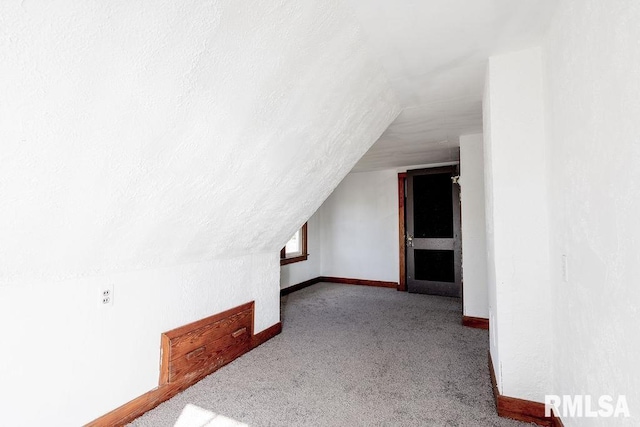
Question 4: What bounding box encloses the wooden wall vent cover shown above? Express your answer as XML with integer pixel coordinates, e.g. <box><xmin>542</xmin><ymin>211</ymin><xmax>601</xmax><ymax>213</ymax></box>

<box><xmin>159</xmin><ymin>301</ymin><xmax>254</xmax><ymax>386</ymax></box>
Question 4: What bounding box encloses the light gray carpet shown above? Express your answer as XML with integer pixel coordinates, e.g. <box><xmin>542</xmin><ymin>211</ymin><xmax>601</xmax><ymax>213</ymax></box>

<box><xmin>130</xmin><ymin>283</ymin><xmax>530</xmax><ymax>427</ymax></box>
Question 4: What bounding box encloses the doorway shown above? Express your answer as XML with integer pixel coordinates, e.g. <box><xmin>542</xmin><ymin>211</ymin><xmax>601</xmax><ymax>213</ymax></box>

<box><xmin>404</xmin><ymin>166</ymin><xmax>461</xmax><ymax>297</ymax></box>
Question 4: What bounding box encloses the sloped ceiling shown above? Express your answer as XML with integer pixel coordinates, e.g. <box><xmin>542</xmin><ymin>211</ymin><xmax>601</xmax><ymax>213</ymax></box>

<box><xmin>348</xmin><ymin>0</ymin><xmax>559</xmax><ymax>171</ymax></box>
<box><xmin>0</xmin><ymin>0</ymin><xmax>400</xmax><ymax>284</ymax></box>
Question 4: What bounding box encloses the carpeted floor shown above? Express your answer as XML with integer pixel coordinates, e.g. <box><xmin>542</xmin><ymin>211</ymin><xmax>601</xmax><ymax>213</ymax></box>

<box><xmin>130</xmin><ymin>283</ymin><xmax>530</xmax><ymax>427</ymax></box>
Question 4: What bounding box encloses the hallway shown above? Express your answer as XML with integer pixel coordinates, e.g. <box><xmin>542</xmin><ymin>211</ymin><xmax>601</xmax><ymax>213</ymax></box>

<box><xmin>131</xmin><ymin>283</ymin><xmax>527</xmax><ymax>426</ymax></box>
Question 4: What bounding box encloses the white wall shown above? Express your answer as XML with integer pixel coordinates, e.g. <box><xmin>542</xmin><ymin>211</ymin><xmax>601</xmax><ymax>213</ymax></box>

<box><xmin>482</xmin><ymin>69</ymin><xmax>501</xmax><ymax>381</ymax></box>
<box><xmin>281</xmin><ymin>164</ymin><xmax>465</xmax><ymax>289</ymax></box>
<box><xmin>0</xmin><ymin>254</ymin><xmax>280</xmax><ymax>426</ymax></box>
<box><xmin>483</xmin><ymin>47</ymin><xmax>552</xmax><ymax>401</ymax></box>
<box><xmin>459</xmin><ymin>134</ymin><xmax>489</xmax><ymax>318</ymax></box>
<box><xmin>0</xmin><ymin>1</ymin><xmax>399</xmax><ymax>425</ymax></box>
<box><xmin>544</xmin><ymin>0</ymin><xmax>640</xmax><ymax>424</ymax></box>
<box><xmin>319</xmin><ymin>170</ymin><xmax>400</xmax><ymax>283</ymax></box>
<box><xmin>280</xmin><ymin>210</ymin><xmax>323</xmax><ymax>288</ymax></box>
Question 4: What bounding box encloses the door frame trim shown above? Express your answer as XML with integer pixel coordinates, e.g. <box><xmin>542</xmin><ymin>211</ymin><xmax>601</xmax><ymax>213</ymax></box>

<box><xmin>397</xmin><ymin>172</ymin><xmax>407</xmax><ymax>291</ymax></box>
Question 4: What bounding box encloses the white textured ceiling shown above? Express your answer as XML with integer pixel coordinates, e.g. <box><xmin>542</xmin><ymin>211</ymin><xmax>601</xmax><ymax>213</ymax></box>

<box><xmin>0</xmin><ymin>0</ymin><xmax>399</xmax><ymax>284</ymax></box>
<box><xmin>348</xmin><ymin>0</ymin><xmax>559</xmax><ymax>172</ymax></box>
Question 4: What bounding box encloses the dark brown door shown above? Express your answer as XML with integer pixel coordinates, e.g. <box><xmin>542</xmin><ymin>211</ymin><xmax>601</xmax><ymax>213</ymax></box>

<box><xmin>406</xmin><ymin>166</ymin><xmax>461</xmax><ymax>297</ymax></box>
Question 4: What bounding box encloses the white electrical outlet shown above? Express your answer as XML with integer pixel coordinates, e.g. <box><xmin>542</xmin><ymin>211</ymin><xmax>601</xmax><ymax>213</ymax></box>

<box><xmin>99</xmin><ymin>284</ymin><xmax>114</xmax><ymax>308</ymax></box>
<box><xmin>562</xmin><ymin>255</ymin><xmax>569</xmax><ymax>282</ymax></box>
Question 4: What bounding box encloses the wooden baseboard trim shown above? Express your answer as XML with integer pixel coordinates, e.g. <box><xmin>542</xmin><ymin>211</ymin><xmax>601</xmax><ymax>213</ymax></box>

<box><xmin>281</xmin><ymin>276</ymin><xmax>398</xmax><ymax>296</ymax></box>
<box><xmin>85</xmin><ymin>318</ymin><xmax>282</xmax><ymax>427</ymax></box>
<box><xmin>280</xmin><ymin>277</ymin><xmax>322</xmax><ymax>296</ymax></box>
<box><xmin>552</xmin><ymin>413</ymin><xmax>565</xmax><ymax>427</ymax></box>
<box><xmin>462</xmin><ymin>315</ymin><xmax>489</xmax><ymax>330</ymax></box>
<box><xmin>489</xmin><ymin>352</ymin><xmax>561</xmax><ymax>426</ymax></box>
<box><xmin>85</xmin><ymin>381</ymin><xmax>189</xmax><ymax>427</ymax></box>
<box><xmin>251</xmin><ymin>322</ymin><xmax>282</xmax><ymax>349</ymax></box>
<box><xmin>320</xmin><ymin>276</ymin><xmax>398</xmax><ymax>289</ymax></box>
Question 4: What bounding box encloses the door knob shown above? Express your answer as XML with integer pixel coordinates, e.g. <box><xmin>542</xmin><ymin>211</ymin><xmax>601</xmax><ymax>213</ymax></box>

<box><xmin>407</xmin><ymin>234</ymin><xmax>414</xmax><ymax>247</ymax></box>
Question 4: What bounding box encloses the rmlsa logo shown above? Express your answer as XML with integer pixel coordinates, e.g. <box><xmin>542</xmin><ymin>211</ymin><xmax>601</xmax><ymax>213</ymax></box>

<box><xmin>545</xmin><ymin>395</ymin><xmax>630</xmax><ymax>418</ymax></box>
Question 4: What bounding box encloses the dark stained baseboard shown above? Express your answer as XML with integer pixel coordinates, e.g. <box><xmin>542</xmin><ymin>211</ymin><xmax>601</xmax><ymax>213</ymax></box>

<box><xmin>462</xmin><ymin>315</ymin><xmax>489</xmax><ymax>330</ymax></box>
<box><xmin>251</xmin><ymin>322</ymin><xmax>283</xmax><ymax>349</ymax></box>
<box><xmin>281</xmin><ymin>276</ymin><xmax>398</xmax><ymax>296</ymax></box>
<box><xmin>552</xmin><ymin>413</ymin><xmax>565</xmax><ymax>427</ymax></box>
<box><xmin>85</xmin><ymin>381</ymin><xmax>189</xmax><ymax>427</ymax></box>
<box><xmin>280</xmin><ymin>277</ymin><xmax>322</xmax><ymax>296</ymax></box>
<box><xmin>85</xmin><ymin>316</ymin><xmax>282</xmax><ymax>427</ymax></box>
<box><xmin>489</xmin><ymin>352</ymin><xmax>563</xmax><ymax>427</ymax></box>
<box><xmin>319</xmin><ymin>276</ymin><xmax>398</xmax><ymax>289</ymax></box>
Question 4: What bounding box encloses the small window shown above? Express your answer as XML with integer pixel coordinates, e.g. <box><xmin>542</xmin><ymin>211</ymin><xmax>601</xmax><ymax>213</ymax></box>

<box><xmin>280</xmin><ymin>223</ymin><xmax>308</xmax><ymax>265</ymax></box>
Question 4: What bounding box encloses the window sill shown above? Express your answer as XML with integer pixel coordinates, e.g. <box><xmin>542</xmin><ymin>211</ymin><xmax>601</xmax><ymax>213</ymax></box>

<box><xmin>280</xmin><ymin>254</ymin><xmax>308</xmax><ymax>266</ymax></box>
